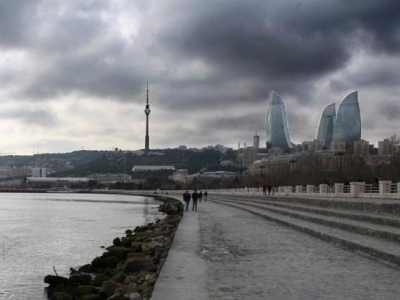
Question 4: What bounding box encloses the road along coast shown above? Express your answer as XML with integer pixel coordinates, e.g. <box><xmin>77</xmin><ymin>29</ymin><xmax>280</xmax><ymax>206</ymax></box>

<box><xmin>44</xmin><ymin>196</ymin><xmax>183</xmax><ymax>300</ymax></box>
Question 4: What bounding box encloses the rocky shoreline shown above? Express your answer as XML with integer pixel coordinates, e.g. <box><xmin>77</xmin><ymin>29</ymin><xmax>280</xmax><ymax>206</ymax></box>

<box><xmin>44</xmin><ymin>196</ymin><xmax>183</xmax><ymax>300</ymax></box>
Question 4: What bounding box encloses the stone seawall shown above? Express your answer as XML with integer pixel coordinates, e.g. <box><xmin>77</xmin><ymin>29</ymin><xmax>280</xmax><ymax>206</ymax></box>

<box><xmin>44</xmin><ymin>195</ymin><xmax>183</xmax><ymax>300</ymax></box>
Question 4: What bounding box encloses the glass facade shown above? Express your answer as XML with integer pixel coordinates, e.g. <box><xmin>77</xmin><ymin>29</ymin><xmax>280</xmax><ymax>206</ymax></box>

<box><xmin>265</xmin><ymin>91</ymin><xmax>292</xmax><ymax>150</ymax></box>
<box><xmin>317</xmin><ymin>103</ymin><xmax>336</xmax><ymax>149</ymax></box>
<box><xmin>333</xmin><ymin>91</ymin><xmax>361</xmax><ymax>146</ymax></box>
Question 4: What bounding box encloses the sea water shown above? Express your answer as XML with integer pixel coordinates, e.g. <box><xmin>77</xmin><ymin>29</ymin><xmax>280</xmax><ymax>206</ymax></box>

<box><xmin>0</xmin><ymin>192</ymin><xmax>162</xmax><ymax>299</ymax></box>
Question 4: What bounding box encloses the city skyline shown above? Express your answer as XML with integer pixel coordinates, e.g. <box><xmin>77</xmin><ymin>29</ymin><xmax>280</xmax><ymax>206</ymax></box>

<box><xmin>0</xmin><ymin>1</ymin><xmax>399</xmax><ymax>155</ymax></box>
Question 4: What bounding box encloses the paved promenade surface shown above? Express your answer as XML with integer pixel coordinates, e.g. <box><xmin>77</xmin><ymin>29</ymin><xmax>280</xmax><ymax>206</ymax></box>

<box><xmin>152</xmin><ymin>196</ymin><xmax>400</xmax><ymax>300</ymax></box>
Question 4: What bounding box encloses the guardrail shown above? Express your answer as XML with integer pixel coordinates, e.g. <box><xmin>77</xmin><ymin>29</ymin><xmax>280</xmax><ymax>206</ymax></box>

<box><xmin>202</xmin><ymin>180</ymin><xmax>400</xmax><ymax>200</ymax></box>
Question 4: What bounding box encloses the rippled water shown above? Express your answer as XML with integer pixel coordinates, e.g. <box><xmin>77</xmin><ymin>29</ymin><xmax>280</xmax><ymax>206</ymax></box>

<box><xmin>0</xmin><ymin>192</ymin><xmax>162</xmax><ymax>300</ymax></box>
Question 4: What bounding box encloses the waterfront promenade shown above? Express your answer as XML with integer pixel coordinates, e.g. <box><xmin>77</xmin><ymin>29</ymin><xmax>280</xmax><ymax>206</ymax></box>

<box><xmin>152</xmin><ymin>193</ymin><xmax>400</xmax><ymax>300</ymax></box>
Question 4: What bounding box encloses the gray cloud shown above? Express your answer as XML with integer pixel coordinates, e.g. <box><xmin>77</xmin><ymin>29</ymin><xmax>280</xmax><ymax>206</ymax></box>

<box><xmin>380</xmin><ymin>102</ymin><xmax>400</xmax><ymax>121</ymax></box>
<box><xmin>0</xmin><ymin>0</ymin><xmax>399</xmax><ymax>152</ymax></box>
<box><xmin>0</xmin><ymin>109</ymin><xmax>59</xmax><ymax>126</ymax></box>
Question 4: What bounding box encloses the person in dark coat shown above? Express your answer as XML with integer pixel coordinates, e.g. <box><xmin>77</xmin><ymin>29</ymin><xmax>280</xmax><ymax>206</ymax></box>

<box><xmin>192</xmin><ymin>190</ymin><xmax>199</xmax><ymax>211</ymax></box>
<box><xmin>267</xmin><ymin>184</ymin><xmax>272</xmax><ymax>196</ymax></box>
<box><xmin>182</xmin><ymin>191</ymin><xmax>191</xmax><ymax>212</ymax></box>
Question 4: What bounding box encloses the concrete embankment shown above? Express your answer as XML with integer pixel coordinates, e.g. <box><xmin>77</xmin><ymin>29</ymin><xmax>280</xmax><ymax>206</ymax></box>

<box><xmin>44</xmin><ymin>195</ymin><xmax>183</xmax><ymax>300</ymax></box>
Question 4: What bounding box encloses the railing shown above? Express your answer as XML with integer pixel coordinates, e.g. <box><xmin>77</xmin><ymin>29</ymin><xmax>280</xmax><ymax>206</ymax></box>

<box><xmin>204</xmin><ymin>180</ymin><xmax>400</xmax><ymax>199</ymax></box>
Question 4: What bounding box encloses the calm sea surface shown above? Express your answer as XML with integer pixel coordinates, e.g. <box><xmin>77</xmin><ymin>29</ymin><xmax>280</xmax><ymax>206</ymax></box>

<box><xmin>0</xmin><ymin>192</ymin><xmax>162</xmax><ymax>300</ymax></box>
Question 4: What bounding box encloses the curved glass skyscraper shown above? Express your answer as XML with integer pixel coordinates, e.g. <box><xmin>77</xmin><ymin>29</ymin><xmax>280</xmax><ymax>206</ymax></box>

<box><xmin>317</xmin><ymin>103</ymin><xmax>336</xmax><ymax>149</ymax></box>
<box><xmin>266</xmin><ymin>91</ymin><xmax>292</xmax><ymax>150</ymax></box>
<box><xmin>333</xmin><ymin>91</ymin><xmax>361</xmax><ymax>146</ymax></box>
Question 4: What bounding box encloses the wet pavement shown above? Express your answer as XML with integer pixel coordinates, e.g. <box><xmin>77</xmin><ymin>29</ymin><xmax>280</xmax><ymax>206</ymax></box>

<box><xmin>152</xmin><ymin>196</ymin><xmax>400</xmax><ymax>300</ymax></box>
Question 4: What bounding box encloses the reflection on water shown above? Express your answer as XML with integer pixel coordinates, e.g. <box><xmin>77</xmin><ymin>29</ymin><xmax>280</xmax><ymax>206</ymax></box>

<box><xmin>0</xmin><ymin>193</ymin><xmax>161</xmax><ymax>300</ymax></box>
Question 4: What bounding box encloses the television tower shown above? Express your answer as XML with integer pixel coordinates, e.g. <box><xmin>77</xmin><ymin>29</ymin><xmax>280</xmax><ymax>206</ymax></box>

<box><xmin>144</xmin><ymin>82</ymin><xmax>151</xmax><ymax>152</ymax></box>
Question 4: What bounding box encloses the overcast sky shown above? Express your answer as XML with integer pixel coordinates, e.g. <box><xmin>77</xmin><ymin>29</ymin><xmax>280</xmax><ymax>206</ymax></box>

<box><xmin>0</xmin><ymin>0</ymin><xmax>399</xmax><ymax>154</ymax></box>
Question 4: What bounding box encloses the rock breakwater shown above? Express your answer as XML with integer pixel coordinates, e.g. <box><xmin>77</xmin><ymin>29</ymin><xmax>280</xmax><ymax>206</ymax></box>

<box><xmin>44</xmin><ymin>196</ymin><xmax>183</xmax><ymax>300</ymax></box>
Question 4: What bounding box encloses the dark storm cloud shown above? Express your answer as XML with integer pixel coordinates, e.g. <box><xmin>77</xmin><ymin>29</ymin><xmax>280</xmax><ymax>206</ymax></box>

<box><xmin>151</xmin><ymin>0</ymin><xmax>400</xmax><ymax>110</ymax></box>
<box><xmin>0</xmin><ymin>0</ymin><xmax>400</xmax><ymax>151</ymax></box>
<box><xmin>0</xmin><ymin>109</ymin><xmax>59</xmax><ymax>126</ymax></box>
<box><xmin>4</xmin><ymin>0</ymin><xmax>400</xmax><ymax>106</ymax></box>
<box><xmin>21</xmin><ymin>44</ymin><xmax>145</xmax><ymax>101</ymax></box>
<box><xmin>379</xmin><ymin>102</ymin><xmax>400</xmax><ymax>121</ymax></box>
<box><xmin>200</xmin><ymin>114</ymin><xmax>265</xmax><ymax>133</ymax></box>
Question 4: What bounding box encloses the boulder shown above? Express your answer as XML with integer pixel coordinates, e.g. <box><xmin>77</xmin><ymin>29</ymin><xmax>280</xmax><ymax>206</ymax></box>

<box><xmin>128</xmin><ymin>292</ymin><xmax>142</xmax><ymax>300</ymax></box>
<box><xmin>124</xmin><ymin>257</ymin><xmax>154</xmax><ymax>273</ymax></box>
<box><xmin>44</xmin><ymin>275</ymin><xmax>69</xmax><ymax>286</ymax></box>
<box><xmin>69</xmin><ymin>273</ymin><xmax>92</xmax><ymax>285</ymax></box>
<box><xmin>93</xmin><ymin>274</ymin><xmax>110</xmax><ymax>287</ymax></box>
<box><xmin>76</xmin><ymin>285</ymin><xmax>99</xmax><ymax>297</ymax></box>
<box><xmin>113</xmin><ymin>237</ymin><xmax>122</xmax><ymax>246</ymax></box>
<box><xmin>78</xmin><ymin>264</ymin><xmax>93</xmax><ymax>273</ymax></box>
<box><xmin>80</xmin><ymin>295</ymin><xmax>101</xmax><ymax>300</ymax></box>
<box><xmin>111</xmin><ymin>272</ymin><xmax>126</xmax><ymax>283</ymax></box>
<box><xmin>105</xmin><ymin>256</ymin><xmax>119</xmax><ymax>268</ymax></box>
<box><xmin>107</xmin><ymin>246</ymin><xmax>131</xmax><ymax>260</ymax></box>
<box><xmin>100</xmin><ymin>280</ymin><xmax>120</xmax><ymax>297</ymax></box>
<box><xmin>51</xmin><ymin>292</ymin><xmax>73</xmax><ymax>300</ymax></box>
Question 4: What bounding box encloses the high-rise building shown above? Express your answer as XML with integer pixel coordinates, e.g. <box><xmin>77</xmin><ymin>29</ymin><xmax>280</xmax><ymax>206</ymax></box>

<box><xmin>378</xmin><ymin>139</ymin><xmax>393</xmax><ymax>156</ymax></box>
<box><xmin>330</xmin><ymin>140</ymin><xmax>346</xmax><ymax>151</ymax></box>
<box><xmin>303</xmin><ymin>140</ymin><xmax>323</xmax><ymax>152</ymax></box>
<box><xmin>317</xmin><ymin>103</ymin><xmax>336</xmax><ymax>149</ymax></box>
<box><xmin>265</xmin><ymin>91</ymin><xmax>292</xmax><ymax>150</ymax></box>
<box><xmin>353</xmin><ymin>139</ymin><xmax>369</xmax><ymax>155</ymax></box>
<box><xmin>253</xmin><ymin>133</ymin><xmax>260</xmax><ymax>149</ymax></box>
<box><xmin>333</xmin><ymin>91</ymin><xmax>361</xmax><ymax>147</ymax></box>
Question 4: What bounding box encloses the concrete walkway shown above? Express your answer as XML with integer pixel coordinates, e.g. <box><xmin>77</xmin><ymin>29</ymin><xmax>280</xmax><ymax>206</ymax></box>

<box><xmin>151</xmin><ymin>197</ymin><xmax>208</xmax><ymax>300</ymax></box>
<box><xmin>152</xmin><ymin>196</ymin><xmax>400</xmax><ymax>300</ymax></box>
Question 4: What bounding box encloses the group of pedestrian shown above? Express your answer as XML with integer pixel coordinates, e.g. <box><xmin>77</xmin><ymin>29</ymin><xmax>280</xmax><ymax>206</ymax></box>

<box><xmin>262</xmin><ymin>184</ymin><xmax>276</xmax><ymax>196</ymax></box>
<box><xmin>182</xmin><ymin>190</ymin><xmax>208</xmax><ymax>212</ymax></box>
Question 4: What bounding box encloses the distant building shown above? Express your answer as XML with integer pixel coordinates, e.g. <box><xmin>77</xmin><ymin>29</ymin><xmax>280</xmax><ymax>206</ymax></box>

<box><xmin>353</xmin><ymin>139</ymin><xmax>369</xmax><ymax>156</ymax></box>
<box><xmin>265</xmin><ymin>91</ymin><xmax>292</xmax><ymax>150</ymax></box>
<box><xmin>88</xmin><ymin>173</ymin><xmax>131</xmax><ymax>183</ymax></box>
<box><xmin>0</xmin><ymin>167</ymin><xmax>31</xmax><ymax>179</ymax></box>
<box><xmin>378</xmin><ymin>139</ymin><xmax>393</xmax><ymax>156</ymax></box>
<box><xmin>169</xmin><ymin>169</ymin><xmax>188</xmax><ymax>183</ymax></box>
<box><xmin>268</xmin><ymin>147</ymin><xmax>284</xmax><ymax>156</ymax></box>
<box><xmin>303</xmin><ymin>140</ymin><xmax>323</xmax><ymax>152</ymax></box>
<box><xmin>253</xmin><ymin>133</ymin><xmax>260</xmax><ymax>149</ymax></box>
<box><xmin>31</xmin><ymin>167</ymin><xmax>47</xmax><ymax>178</ymax></box>
<box><xmin>220</xmin><ymin>160</ymin><xmax>235</xmax><ymax>167</ymax></box>
<box><xmin>170</xmin><ymin>170</ymin><xmax>239</xmax><ymax>183</ymax></box>
<box><xmin>330</xmin><ymin>140</ymin><xmax>346</xmax><ymax>152</ymax></box>
<box><xmin>132</xmin><ymin>165</ymin><xmax>175</xmax><ymax>172</ymax></box>
<box><xmin>333</xmin><ymin>91</ymin><xmax>361</xmax><ymax>148</ymax></box>
<box><xmin>178</xmin><ymin>145</ymin><xmax>187</xmax><ymax>150</ymax></box>
<box><xmin>317</xmin><ymin>103</ymin><xmax>336</xmax><ymax>149</ymax></box>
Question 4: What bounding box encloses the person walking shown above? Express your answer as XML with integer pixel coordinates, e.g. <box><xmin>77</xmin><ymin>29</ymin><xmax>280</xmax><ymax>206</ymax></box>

<box><xmin>267</xmin><ymin>184</ymin><xmax>272</xmax><ymax>196</ymax></box>
<box><xmin>182</xmin><ymin>191</ymin><xmax>191</xmax><ymax>212</ymax></box>
<box><xmin>262</xmin><ymin>184</ymin><xmax>267</xmax><ymax>196</ymax></box>
<box><xmin>199</xmin><ymin>191</ymin><xmax>203</xmax><ymax>202</ymax></box>
<box><xmin>192</xmin><ymin>190</ymin><xmax>199</xmax><ymax>212</ymax></box>
<box><xmin>204</xmin><ymin>191</ymin><xmax>208</xmax><ymax>201</ymax></box>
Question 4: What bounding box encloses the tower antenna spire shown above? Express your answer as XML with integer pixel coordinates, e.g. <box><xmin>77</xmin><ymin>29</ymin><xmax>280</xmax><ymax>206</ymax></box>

<box><xmin>144</xmin><ymin>82</ymin><xmax>151</xmax><ymax>152</ymax></box>
<box><xmin>146</xmin><ymin>81</ymin><xmax>149</xmax><ymax>105</ymax></box>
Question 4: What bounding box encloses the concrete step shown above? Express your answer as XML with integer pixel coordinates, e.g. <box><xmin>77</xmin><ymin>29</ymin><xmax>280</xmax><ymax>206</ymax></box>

<box><xmin>212</xmin><ymin>196</ymin><xmax>400</xmax><ymax>244</ymax></box>
<box><xmin>210</xmin><ymin>198</ymin><xmax>400</xmax><ymax>267</ymax></box>
<box><xmin>213</xmin><ymin>195</ymin><xmax>400</xmax><ymax>228</ymax></box>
